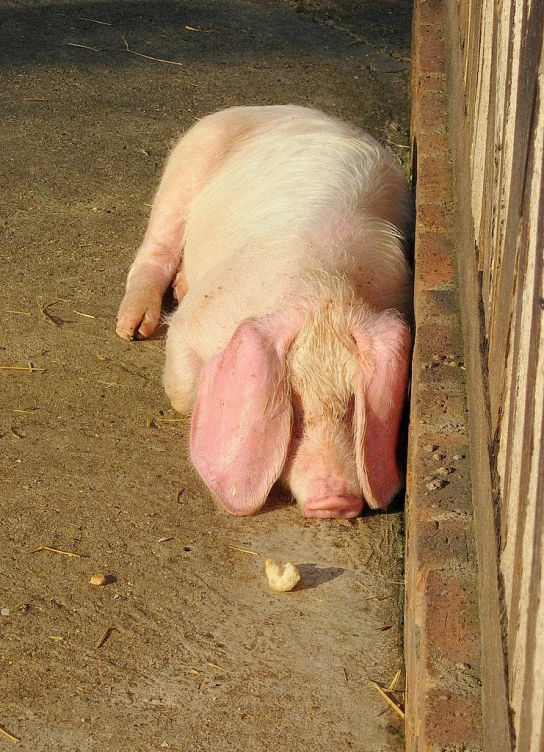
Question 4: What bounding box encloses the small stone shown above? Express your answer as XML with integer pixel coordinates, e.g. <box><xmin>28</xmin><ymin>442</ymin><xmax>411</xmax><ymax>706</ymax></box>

<box><xmin>432</xmin><ymin>452</ymin><xmax>446</xmax><ymax>460</ymax></box>
<box><xmin>1</xmin><ymin>607</ymin><xmax>10</xmax><ymax>616</ymax></box>
<box><xmin>452</xmin><ymin>453</ymin><xmax>465</xmax><ymax>461</ymax></box>
<box><xmin>426</xmin><ymin>478</ymin><xmax>447</xmax><ymax>491</ymax></box>
<box><xmin>265</xmin><ymin>559</ymin><xmax>301</xmax><ymax>592</ymax></box>
<box><xmin>423</xmin><ymin>444</ymin><xmax>438</xmax><ymax>452</ymax></box>
<box><xmin>437</xmin><ymin>466</ymin><xmax>453</xmax><ymax>476</ymax></box>
<box><xmin>90</xmin><ymin>574</ymin><xmax>108</xmax><ymax>587</ymax></box>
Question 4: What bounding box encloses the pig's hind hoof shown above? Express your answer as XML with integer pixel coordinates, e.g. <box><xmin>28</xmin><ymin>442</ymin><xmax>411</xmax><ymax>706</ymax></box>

<box><xmin>303</xmin><ymin>496</ymin><xmax>363</xmax><ymax>519</ymax></box>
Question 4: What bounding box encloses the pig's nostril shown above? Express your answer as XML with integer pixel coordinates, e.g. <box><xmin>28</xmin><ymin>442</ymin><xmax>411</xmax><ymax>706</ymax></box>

<box><xmin>303</xmin><ymin>495</ymin><xmax>363</xmax><ymax>519</ymax></box>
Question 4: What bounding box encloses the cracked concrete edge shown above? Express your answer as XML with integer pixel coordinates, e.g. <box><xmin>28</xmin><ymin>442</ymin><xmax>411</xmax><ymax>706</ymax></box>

<box><xmin>404</xmin><ymin>0</ymin><xmax>484</xmax><ymax>749</ymax></box>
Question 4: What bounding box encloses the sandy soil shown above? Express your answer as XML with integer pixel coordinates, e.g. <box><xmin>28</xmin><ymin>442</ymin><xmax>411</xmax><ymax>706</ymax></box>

<box><xmin>1</xmin><ymin>1</ymin><xmax>412</xmax><ymax>749</ymax></box>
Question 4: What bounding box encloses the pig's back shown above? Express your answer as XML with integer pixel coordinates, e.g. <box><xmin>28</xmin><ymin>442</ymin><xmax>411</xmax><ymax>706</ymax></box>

<box><xmin>177</xmin><ymin>106</ymin><xmax>412</xmax><ymax>358</ymax></box>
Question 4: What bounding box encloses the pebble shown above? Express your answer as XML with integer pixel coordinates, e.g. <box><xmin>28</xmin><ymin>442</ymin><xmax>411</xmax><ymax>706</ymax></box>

<box><xmin>426</xmin><ymin>478</ymin><xmax>447</xmax><ymax>491</ymax></box>
<box><xmin>1</xmin><ymin>607</ymin><xmax>10</xmax><ymax>616</ymax></box>
<box><xmin>423</xmin><ymin>444</ymin><xmax>438</xmax><ymax>452</ymax></box>
<box><xmin>90</xmin><ymin>574</ymin><xmax>108</xmax><ymax>586</ymax></box>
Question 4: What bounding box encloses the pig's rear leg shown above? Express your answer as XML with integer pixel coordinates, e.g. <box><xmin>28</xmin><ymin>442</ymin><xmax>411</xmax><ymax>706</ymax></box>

<box><xmin>173</xmin><ymin>267</ymin><xmax>188</xmax><ymax>302</ymax></box>
<box><xmin>116</xmin><ymin>118</ymin><xmax>236</xmax><ymax>341</ymax></box>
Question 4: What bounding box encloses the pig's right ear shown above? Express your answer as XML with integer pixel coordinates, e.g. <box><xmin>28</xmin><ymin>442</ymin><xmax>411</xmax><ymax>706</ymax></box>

<box><xmin>352</xmin><ymin>312</ymin><xmax>412</xmax><ymax>510</ymax></box>
<box><xmin>190</xmin><ymin>313</ymin><xmax>300</xmax><ymax>516</ymax></box>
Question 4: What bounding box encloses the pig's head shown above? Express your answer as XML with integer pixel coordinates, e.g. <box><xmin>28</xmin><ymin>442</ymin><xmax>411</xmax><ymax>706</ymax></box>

<box><xmin>190</xmin><ymin>296</ymin><xmax>411</xmax><ymax>518</ymax></box>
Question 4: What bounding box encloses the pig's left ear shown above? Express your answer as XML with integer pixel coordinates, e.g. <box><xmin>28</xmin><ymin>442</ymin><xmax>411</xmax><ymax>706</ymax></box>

<box><xmin>352</xmin><ymin>312</ymin><xmax>412</xmax><ymax>510</ymax></box>
<box><xmin>190</xmin><ymin>312</ymin><xmax>301</xmax><ymax>516</ymax></box>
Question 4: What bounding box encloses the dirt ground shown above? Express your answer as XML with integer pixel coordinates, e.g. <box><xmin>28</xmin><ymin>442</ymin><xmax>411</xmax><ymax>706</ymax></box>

<box><xmin>1</xmin><ymin>1</ymin><xmax>412</xmax><ymax>750</ymax></box>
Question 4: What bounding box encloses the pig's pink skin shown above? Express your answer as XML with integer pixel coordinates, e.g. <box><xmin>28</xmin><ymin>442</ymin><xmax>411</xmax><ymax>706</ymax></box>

<box><xmin>303</xmin><ymin>497</ymin><xmax>364</xmax><ymax>519</ymax></box>
<box><xmin>190</xmin><ymin>315</ymin><xmax>298</xmax><ymax>516</ymax></box>
<box><xmin>172</xmin><ymin>268</ymin><xmax>188</xmax><ymax>302</ymax></box>
<box><xmin>352</xmin><ymin>311</ymin><xmax>412</xmax><ymax>508</ymax></box>
<box><xmin>117</xmin><ymin>105</ymin><xmax>413</xmax><ymax>517</ymax></box>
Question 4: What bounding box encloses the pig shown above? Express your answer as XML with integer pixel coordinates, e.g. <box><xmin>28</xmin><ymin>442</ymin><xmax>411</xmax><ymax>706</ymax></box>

<box><xmin>116</xmin><ymin>105</ymin><xmax>413</xmax><ymax>519</ymax></box>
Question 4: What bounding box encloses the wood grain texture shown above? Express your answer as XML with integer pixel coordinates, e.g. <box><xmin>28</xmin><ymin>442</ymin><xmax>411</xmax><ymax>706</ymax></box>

<box><xmin>443</xmin><ymin>0</ymin><xmax>544</xmax><ymax>749</ymax></box>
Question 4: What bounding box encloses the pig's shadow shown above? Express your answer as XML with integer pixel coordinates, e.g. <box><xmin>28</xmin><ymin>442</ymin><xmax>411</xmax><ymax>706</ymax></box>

<box><xmin>295</xmin><ymin>564</ymin><xmax>344</xmax><ymax>590</ymax></box>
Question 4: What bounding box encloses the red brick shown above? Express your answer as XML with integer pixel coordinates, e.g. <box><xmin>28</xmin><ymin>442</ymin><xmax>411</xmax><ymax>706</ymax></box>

<box><xmin>412</xmin><ymin>321</ymin><xmax>461</xmax><ymax>357</ymax></box>
<box><xmin>418</xmin><ymin>288</ymin><xmax>458</xmax><ymax>317</ymax></box>
<box><xmin>414</xmin><ymin>360</ymin><xmax>466</xmax><ymax>392</ymax></box>
<box><xmin>415</xmin><ymin>235</ymin><xmax>456</xmax><ymax>287</ymax></box>
<box><xmin>416</xmin><ymin>73</ymin><xmax>446</xmax><ymax>94</ymax></box>
<box><xmin>409</xmin><ymin>438</ymin><xmax>473</xmax><ymax>518</ymax></box>
<box><xmin>416</xmin><ymin>0</ymin><xmax>445</xmax><ymax>28</ymax></box>
<box><xmin>412</xmin><ymin>432</ymin><xmax>468</xmax><ymax>458</ymax></box>
<box><xmin>415</xmin><ymin>126</ymin><xmax>449</xmax><ymax>153</ymax></box>
<box><xmin>419</xmin><ymin>41</ymin><xmax>447</xmax><ymax>75</ymax></box>
<box><xmin>425</xmin><ymin>571</ymin><xmax>480</xmax><ymax>665</ymax></box>
<box><xmin>416</xmin><ymin>519</ymin><xmax>472</xmax><ymax>567</ymax></box>
<box><xmin>416</xmin><ymin>24</ymin><xmax>445</xmax><ymax>44</ymax></box>
<box><xmin>426</xmin><ymin>694</ymin><xmax>481</xmax><ymax>745</ymax></box>
<box><xmin>416</xmin><ymin>154</ymin><xmax>453</xmax><ymax>204</ymax></box>
<box><xmin>416</xmin><ymin>201</ymin><xmax>454</xmax><ymax>231</ymax></box>
<box><xmin>415</xmin><ymin>91</ymin><xmax>449</xmax><ymax>134</ymax></box>
<box><xmin>414</xmin><ymin>390</ymin><xmax>467</xmax><ymax>435</ymax></box>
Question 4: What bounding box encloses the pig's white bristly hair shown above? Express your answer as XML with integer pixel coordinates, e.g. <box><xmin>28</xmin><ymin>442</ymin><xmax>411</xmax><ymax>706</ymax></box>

<box><xmin>283</xmin><ymin>266</ymin><xmax>411</xmax><ymax>421</ymax></box>
<box><xmin>284</xmin><ymin>277</ymin><xmax>368</xmax><ymax>419</ymax></box>
<box><xmin>287</xmin><ymin>308</ymin><xmax>357</xmax><ymax>422</ymax></box>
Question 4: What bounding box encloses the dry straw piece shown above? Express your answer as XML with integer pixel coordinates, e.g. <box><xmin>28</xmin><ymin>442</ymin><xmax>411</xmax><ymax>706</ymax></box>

<box><xmin>0</xmin><ymin>724</ymin><xmax>20</xmax><ymax>743</ymax></box>
<box><xmin>95</xmin><ymin>627</ymin><xmax>115</xmax><ymax>648</ymax></box>
<box><xmin>369</xmin><ymin>670</ymin><xmax>405</xmax><ymax>719</ymax></box>
<box><xmin>30</xmin><ymin>545</ymin><xmax>84</xmax><ymax>558</ymax></box>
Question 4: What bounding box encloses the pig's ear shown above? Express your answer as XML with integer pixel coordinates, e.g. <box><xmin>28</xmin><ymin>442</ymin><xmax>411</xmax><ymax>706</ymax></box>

<box><xmin>190</xmin><ymin>316</ymin><xmax>298</xmax><ymax>516</ymax></box>
<box><xmin>352</xmin><ymin>312</ymin><xmax>412</xmax><ymax>510</ymax></box>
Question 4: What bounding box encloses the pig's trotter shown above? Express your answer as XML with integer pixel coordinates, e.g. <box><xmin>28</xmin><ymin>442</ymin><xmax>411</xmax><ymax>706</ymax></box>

<box><xmin>116</xmin><ymin>285</ymin><xmax>163</xmax><ymax>341</ymax></box>
<box><xmin>116</xmin><ymin>257</ymin><xmax>176</xmax><ymax>340</ymax></box>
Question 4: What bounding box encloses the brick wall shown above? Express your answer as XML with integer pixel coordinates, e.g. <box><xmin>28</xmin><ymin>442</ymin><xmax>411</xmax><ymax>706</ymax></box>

<box><xmin>405</xmin><ymin>1</ymin><xmax>483</xmax><ymax>749</ymax></box>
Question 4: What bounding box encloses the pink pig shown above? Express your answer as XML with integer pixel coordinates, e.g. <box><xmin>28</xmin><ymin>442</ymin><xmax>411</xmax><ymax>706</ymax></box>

<box><xmin>117</xmin><ymin>105</ymin><xmax>413</xmax><ymax>519</ymax></box>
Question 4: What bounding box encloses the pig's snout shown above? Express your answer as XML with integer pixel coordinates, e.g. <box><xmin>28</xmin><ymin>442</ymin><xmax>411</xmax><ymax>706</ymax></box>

<box><xmin>300</xmin><ymin>470</ymin><xmax>363</xmax><ymax>519</ymax></box>
<box><xmin>303</xmin><ymin>492</ymin><xmax>363</xmax><ymax>519</ymax></box>
<box><xmin>284</xmin><ymin>420</ymin><xmax>363</xmax><ymax>519</ymax></box>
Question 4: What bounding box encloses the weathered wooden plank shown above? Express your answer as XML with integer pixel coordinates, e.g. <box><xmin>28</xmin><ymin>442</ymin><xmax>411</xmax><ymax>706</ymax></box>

<box><xmin>498</xmin><ymin>0</ymin><xmax>544</xmax><ymax>611</ymax></box>
<box><xmin>479</xmin><ymin>0</ymin><xmax>500</xmax><ymax>319</ymax></box>
<box><xmin>488</xmin><ymin>0</ymin><xmax>536</xmax><ymax>432</ymax></box>
<box><xmin>485</xmin><ymin>0</ymin><xmax>515</xmax><ymax>327</ymax></box>
<box><xmin>443</xmin><ymin>2</ymin><xmax>514</xmax><ymax>748</ymax></box>
<box><xmin>470</xmin><ymin>0</ymin><xmax>494</xmax><ymax>263</ymax></box>
<box><xmin>499</xmin><ymin>23</ymin><xmax>544</xmax><ymax>746</ymax></box>
<box><xmin>464</xmin><ymin>0</ymin><xmax>481</xmax><ymax>137</ymax></box>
